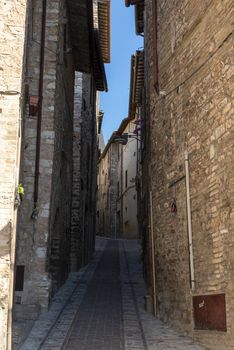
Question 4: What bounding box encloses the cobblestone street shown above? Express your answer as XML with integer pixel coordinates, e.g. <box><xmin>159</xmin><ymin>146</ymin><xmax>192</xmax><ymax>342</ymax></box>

<box><xmin>20</xmin><ymin>238</ymin><xmax>205</xmax><ymax>350</ymax></box>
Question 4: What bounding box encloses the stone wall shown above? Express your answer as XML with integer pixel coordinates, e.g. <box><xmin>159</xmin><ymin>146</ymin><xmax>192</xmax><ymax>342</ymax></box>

<box><xmin>13</xmin><ymin>0</ymin><xmax>75</xmax><ymax>346</ymax></box>
<box><xmin>109</xmin><ymin>143</ymin><xmax>119</xmax><ymax>236</ymax></box>
<box><xmin>144</xmin><ymin>0</ymin><xmax>234</xmax><ymax>348</ymax></box>
<box><xmin>97</xmin><ymin>143</ymin><xmax>118</xmax><ymax>237</ymax></box>
<box><xmin>97</xmin><ymin>149</ymin><xmax>109</xmax><ymax>235</ymax></box>
<box><xmin>47</xmin><ymin>0</ymin><xmax>74</xmax><ymax>295</ymax></box>
<box><xmin>121</xmin><ymin>122</ymin><xmax>138</xmax><ymax>239</ymax></box>
<box><xmin>80</xmin><ymin>74</ymin><xmax>97</xmax><ymax>265</ymax></box>
<box><xmin>0</xmin><ymin>1</ymin><xmax>27</xmax><ymax>348</ymax></box>
<box><xmin>71</xmin><ymin>73</ymin><xmax>97</xmax><ymax>269</ymax></box>
<box><xmin>70</xmin><ymin>72</ymin><xmax>83</xmax><ymax>271</ymax></box>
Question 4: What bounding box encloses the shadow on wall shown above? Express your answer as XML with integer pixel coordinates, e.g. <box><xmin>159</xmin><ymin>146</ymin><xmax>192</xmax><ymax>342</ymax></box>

<box><xmin>0</xmin><ymin>221</ymin><xmax>12</xmax><ymax>256</ymax></box>
<box><xmin>0</xmin><ymin>222</ymin><xmax>12</xmax><ymax>308</ymax></box>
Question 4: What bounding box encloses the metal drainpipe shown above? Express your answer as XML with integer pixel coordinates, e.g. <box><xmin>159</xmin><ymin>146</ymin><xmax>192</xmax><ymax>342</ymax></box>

<box><xmin>184</xmin><ymin>150</ymin><xmax>195</xmax><ymax>290</ymax></box>
<box><xmin>33</xmin><ymin>0</ymin><xmax>47</xmax><ymax>213</ymax></box>
<box><xmin>149</xmin><ymin>190</ymin><xmax>156</xmax><ymax>316</ymax></box>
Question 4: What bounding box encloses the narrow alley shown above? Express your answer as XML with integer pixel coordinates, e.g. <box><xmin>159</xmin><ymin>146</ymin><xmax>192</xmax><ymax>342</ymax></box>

<box><xmin>20</xmin><ymin>238</ymin><xmax>204</xmax><ymax>350</ymax></box>
<box><xmin>1</xmin><ymin>0</ymin><xmax>233</xmax><ymax>349</ymax></box>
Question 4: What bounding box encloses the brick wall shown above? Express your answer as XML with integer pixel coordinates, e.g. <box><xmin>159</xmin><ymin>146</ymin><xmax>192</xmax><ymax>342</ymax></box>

<box><xmin>144</xmin><ymin>0</ymin><xmax>234</xmax><ymax>348</ymax></box>
<box><xmin>0</xmin><ymin>1</ymin><xmax>27</xmax><ymax>348</ymax></box>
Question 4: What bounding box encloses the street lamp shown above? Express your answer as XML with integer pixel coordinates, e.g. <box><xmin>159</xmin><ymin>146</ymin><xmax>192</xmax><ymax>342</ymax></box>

<box><xmin>113</xmin><ymin>134</ymin><xmax>128</xmax><ymax>145</ymax></box>
<box><xmin>113</xmin><ymin>133</ymin><xmax>141</xmax><ymax>145</ymax></box>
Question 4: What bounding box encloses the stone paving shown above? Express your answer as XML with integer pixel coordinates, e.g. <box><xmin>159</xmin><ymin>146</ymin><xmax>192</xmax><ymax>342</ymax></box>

<box><xmin>62</xmin><ymin>240</ymin><xmax>124</xmax><ymax>350</ymax></box>
<box><xmin>120</xmin><ymin>240</ymin><xmax>205</xmax><ymax>350</ymax></box>
<box><xmin>19</xmin><ymin>237</ymin><xmax>205</xmax><ymax>350</ymax></box>
<box><xmin>20</xmin><ymin>239</ymin><xmax>107</xmax><ymax>350</ymax></box>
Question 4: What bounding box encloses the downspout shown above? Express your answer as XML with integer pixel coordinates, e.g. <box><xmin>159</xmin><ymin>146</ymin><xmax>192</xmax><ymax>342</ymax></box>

<box><xmin>33</xmin><ymin>0</ymin><xmax>47</xmax><ymax>214</ymax></box>
<box><xmin>149</xmin><ymin>191</ymin><xmax>156</xmax><ymax>316</ymax></box>
<box><xmin>184</xmin><ymin>150</ymin><xmax>195</xmax><ymax>290</ymax></box>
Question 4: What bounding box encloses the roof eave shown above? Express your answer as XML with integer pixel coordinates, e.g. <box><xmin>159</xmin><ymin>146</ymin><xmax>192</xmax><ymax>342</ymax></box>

<box><xmin>135</xmin><ymin>2</ymin><xmax>144</xmax><ymax>35</ymax></box>
<box><xmin>67</xmin><ymin>0</ymin><xmax>93</xmax><ymax>73</ymax></box>
<box><xmin>128</xmin><ymin>50</ymin><xmax>144</xmax><ymax>119</ymax></box>
<box><xmin>98</xmin><ymin>0</ymin><xmax>111</xmax><ymax>63</ymax></box>
<box><xmin>100</xmin><ymin>117</ymin><xmax>131</xmax><ymax>160</ymax></box>
<box><xmin>124</xmin><ymin>0</ymin><xmax>144</xmax><ymax>35</ymax></box>
<box><xmin>94</xmin><ymin>30</ymin><xmax>108</xmax><ymax>92</ymax></box>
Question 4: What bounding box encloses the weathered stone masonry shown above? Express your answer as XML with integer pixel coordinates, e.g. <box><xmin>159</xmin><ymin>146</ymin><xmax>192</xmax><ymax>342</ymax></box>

<box><xmin>0</xmin><ymin>0</ymin><xmax>109</xmax><ymax>348</ymax></box>
<box><xmin>97</xmin><ymin>141</ymin><xmax>119</xmax><ymax>237</ymax></box>
<box><xmin>143</xmin><ymin>0</ymin><xmax>234</xmax><ymax>348</ymax></box>
<box><xmin>0</xmin><ymin>1</ymin><xmax>27</xmax><ymax>349</ymax></box>
<box><xmin>70</xmin><ymin>72</ymin><xmax>83</xmax><ymax>272</ymax></box>
<box><xmin>71</xmin><ymin>72</ymin><xmax>97</xmax><ymax>270</ymax></box>
<box><xmin>13</xmin><ymin>0</ymin><xmax>76</xmax><ymax>346</ymax></box>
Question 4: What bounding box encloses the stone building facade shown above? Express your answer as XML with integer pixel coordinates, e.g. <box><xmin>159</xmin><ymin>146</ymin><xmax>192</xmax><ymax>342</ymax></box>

<box><xmin>97</xmin><ymin>138</ymin><xmax>119</xmax><ymax>237</ymax></box>
<box><xmin>0</xmin><ymin>2</ymin><xmax>28</xmax><ymax>349</ymax></box>
<box><xmin>97</xmin><ymin>118</ymin><xmax>139</xmax><ymax>239</ymax></box>
<box><xmin>0</xmin><ymin>0</ymin><xmax>110</xmax><ymax>348</ymax></box>
<box><xmin>127</xmin><ymin>0</ymin><xmax>234</xmax><ymax>349</ymax></box>
<box><xmin>13</xmin><ymin>2</ymin><xmax>82</xmax><ymax>346</ymax></box>
<box><xmin>97</xmin><ymin>49</ymin><xmax>143</xmax><ymax>239</ymax></box>
<box><xmin>71</xmin><ymin>72</ymin><xmax>99</xmax><ymax>271</ymax></box>
<box><xmin>116</xmin><ymin>119</ymin><xmax>138</xmax><ymax>239</ymax></box>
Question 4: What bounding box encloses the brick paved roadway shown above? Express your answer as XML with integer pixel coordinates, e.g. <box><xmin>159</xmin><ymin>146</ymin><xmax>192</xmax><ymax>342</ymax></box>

<box><xmin>63</xmin><ymin>240</ymin><xmax>124</xmax><ymax>350</ymax></box>
<box><xmin>20</xmin><ymin>238</ymin><xmax>205</xmax><ymax>350</ymax></box>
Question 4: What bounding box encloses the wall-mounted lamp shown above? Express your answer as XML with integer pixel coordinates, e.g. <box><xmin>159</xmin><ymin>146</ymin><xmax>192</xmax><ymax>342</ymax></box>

<box><xmin>113</xmin><ymin>133</ymin><xmax>141</xmax><ymax>145</ymax></box>
<box><xmin>113</xmin><ymin>134</ymin><xmax>128</xmax><ymax>145</ymax></box>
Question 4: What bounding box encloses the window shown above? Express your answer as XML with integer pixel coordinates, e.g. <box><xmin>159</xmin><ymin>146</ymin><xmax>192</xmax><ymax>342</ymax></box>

<box><xmin>103</xmin><ymin>212</ymin><xmax>105</xmax><ymax>231</ymax></box>
<box><xmin>90</xmin><ymin>77</ymin><xmax>93</xmax><ymax>104</ymax></box>
<box><xmin>83</xmin><ymin>98</ymin><xmax>87</xmax><ymax>111</ymax></box>
<box><xmin>29</xmin><ymin>96</ymin><xmax>39</xmax><ymax>116</ymax></box>
<box><xmin>125</xmin><ymin>170</ymin><xmax>128</xmax><ymax>188</ymax></box>
<box><xmin>63</xmin><ymin>23</ymin><xmax>67</xmax><ymax>53</ymax></box>
<box><xmin>15</xmin><ymin>265</ymin><xmax>25</xmax><ymax>291</ymax></box>
<box><xmin>108</xmin><ymin>148</ymin><xmax>112</xmax><ymax>164</ymax></box>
